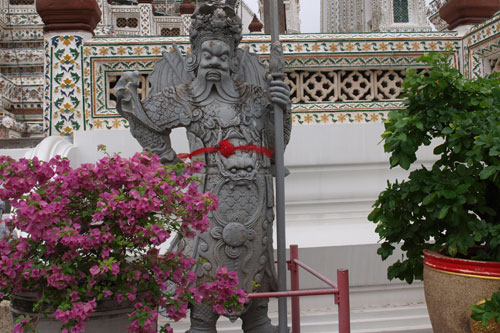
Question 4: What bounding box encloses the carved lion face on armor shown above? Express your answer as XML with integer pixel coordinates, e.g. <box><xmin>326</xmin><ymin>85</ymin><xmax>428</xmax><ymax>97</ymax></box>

<box><xmin>186</xmin><ymin>3</ymin><xmax>242</xmax><ymax>74</ymax></box>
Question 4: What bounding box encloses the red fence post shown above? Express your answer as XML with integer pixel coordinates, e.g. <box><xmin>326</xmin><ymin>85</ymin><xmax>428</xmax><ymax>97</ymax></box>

<box><xmin>289</xmin><ymin>245</ymin><xmax>300</xmax><ymax>333</ymax></box>
<box><xmin>337</xmin><ymin>269</ymin><xmax>350</xmax><ymax>333</ymax></box>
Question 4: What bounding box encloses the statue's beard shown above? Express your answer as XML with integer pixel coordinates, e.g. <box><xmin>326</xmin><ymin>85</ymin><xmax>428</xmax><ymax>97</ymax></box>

<box><xmin>191</xmin><ymin>69</ymin><xmax>240</xmax><ymax>105</ymax></box>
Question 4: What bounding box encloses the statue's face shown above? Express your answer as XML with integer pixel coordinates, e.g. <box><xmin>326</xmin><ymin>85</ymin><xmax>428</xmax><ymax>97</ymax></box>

<box><xmin>198</xmin><ymin>39</ymin><xmax>231</xmax><ymax>81</ymax></box>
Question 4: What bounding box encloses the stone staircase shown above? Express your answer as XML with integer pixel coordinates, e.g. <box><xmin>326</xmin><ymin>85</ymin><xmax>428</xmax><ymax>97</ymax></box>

<box><xmin>160</xmin><ymin>303</ymin><xmax>432</xmax><ymax>333</ymax></box>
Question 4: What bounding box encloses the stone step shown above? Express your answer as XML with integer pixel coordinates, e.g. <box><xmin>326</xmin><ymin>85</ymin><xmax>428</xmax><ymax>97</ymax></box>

<box><xmin>160</xmin><ymin>303</ymin><xmax>432</xmax><ymax>332</ymax></box>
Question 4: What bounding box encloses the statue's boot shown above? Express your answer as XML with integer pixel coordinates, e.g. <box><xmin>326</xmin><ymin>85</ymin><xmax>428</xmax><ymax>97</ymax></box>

<box><xmin>186</xmin><ymin>304</ymin><xmax>219</xmax><ymax>333</ymax></box>
<box><xmin>241</xmin><ymin>298</ymin><xmax>287</xmax><ymax>333</ymax></box>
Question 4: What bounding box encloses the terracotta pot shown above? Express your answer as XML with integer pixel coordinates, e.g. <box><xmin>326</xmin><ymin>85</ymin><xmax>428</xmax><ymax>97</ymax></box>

<box><xmin>10</xmin><ymin>292</ymin><xmax>152</xmax><ymax>332</ymax></box>
<box><xmin>179</xmin><ymin>0</ymin><xmax>195</xmax><ymax>15</ymax></box>
<box><xmin>248</xmin><ymin>14</ymin><xmax>263</xmax><ymax>33</ymax></box>
<box><xmin>439</xmin><ymin>0</ymin><xmax>500</xmax><ymax>30</ymax></box>
<box><xmin>424</xmin><ymin>250</ymin><xmax>500</xmax><ymax>333</ymax></box>
<box><xmin>36</xmin><ymin>0</ymin><xmax>102</xmax><ymax>34</ymax></box>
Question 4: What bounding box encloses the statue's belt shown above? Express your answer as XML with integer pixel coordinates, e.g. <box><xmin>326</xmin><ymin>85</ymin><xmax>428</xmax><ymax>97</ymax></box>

<box><xmin>177</xmin><ymin>140</ymin><xmax>274</xmax><ymax>160</ymax></box>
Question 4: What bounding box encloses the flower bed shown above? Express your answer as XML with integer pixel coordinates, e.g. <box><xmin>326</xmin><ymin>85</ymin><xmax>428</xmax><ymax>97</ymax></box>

<box><xmin>0</xmin><ymin>148</ymin><xmax>246</xmax><ymax>332</ymax></box>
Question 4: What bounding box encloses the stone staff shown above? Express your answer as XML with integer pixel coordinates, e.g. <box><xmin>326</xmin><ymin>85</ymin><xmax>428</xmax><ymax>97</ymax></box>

<box><xmin>267</xmin><ymin>0</ymin><xmax>288</xmax><ymax>331</ymax></box>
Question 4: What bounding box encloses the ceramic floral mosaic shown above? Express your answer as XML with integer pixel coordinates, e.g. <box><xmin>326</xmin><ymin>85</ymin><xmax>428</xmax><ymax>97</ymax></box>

<box><xmin>463</xmin><ymin>14</ymin><xmax>500</xmax><ymax>78</ymax></box>
<box><xmin>44</xmin><ymin>35</ymin><xmax>85</xmax><ymax>136</ymax></box>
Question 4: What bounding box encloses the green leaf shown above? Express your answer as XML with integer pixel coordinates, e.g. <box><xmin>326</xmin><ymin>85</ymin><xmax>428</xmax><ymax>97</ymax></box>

<box><xmin>399</xmin><ymin>155</ymin><xmax>411</xmax><ymax>170</ymax></box>
<box><xmin>448</xmin><ymin>242</ymin><xmax>457</xmax><ymax>257</ymax></box>
<box><xmin>422</xmin><ymin>193</ymin><xmax>435</xmax><ymax>206</ymax></box>
<box><xmin>442</xmin><ymin>127</ymin><xmax>454</xmax><ymax>135</ymax></box>
<box><xmin>471</xmin><ymin>304</ymin><xmax>485</xmax><ymax>314</ymax></box>
<box><xmin>443</xmin><ymin>190</ymin><xmax>456</xmax><ymax>199</ymax></box>
<box><xmin>456</xmin><ymin>184</ymin><xmax>469</xmax><ymax>194</ymax></box>
<box><xmin>480</xmin><ymin>166</ymin><xmax>498</xmax><ymax>180</ymax></box>
<box><xmin>367</xmin><ymin>208</ymin><xmax>380</xmax><ymax>222</ymax></box>
<box><xmin>433</xmin><ymin>143</ymin><xmax>446</xmax><ymax>155</ymax></box>
<box><xmin>439</xmin><ymin>205</ymin><xmax>450</xmax><ymax>219</ymax></box>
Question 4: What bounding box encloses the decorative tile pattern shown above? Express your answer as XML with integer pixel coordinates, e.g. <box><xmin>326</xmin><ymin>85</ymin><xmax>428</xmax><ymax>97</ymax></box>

<box><xmin>2</xmin><ymin>28</ymin><xmax>44</xmax><ymax>41</ymax></box>
<box><xmin>43</xmin><ymin>38</ymin><xmax>51</xmax><ymax>136</ymax></box>
<box><xmin>0</xmin><ymin>49</ymin><xmax>44</xmax><ymax>65</ymax></box>
<box><xmin>291</xmin><ymin>101</ymin><xmax>401</xmax><ymax>124</ymax></box>
<box><xmin>426</xmin><ymin>0</ymin><xmax>449</xmax><ymax>31</ymax></box>
<box><xmin>0</xmin><ymin>75</ymin><xmax>42</xmax><ymax>104</ymax></box>
<box><xmin>44</xmin><ymin>35</ymin><xmax>85</xmax><ymax>136</ymax></box>
<box><xmin>78</xmin><ymin>32</ymin><xmax>461</xmax><ymax>129</ymax></box>
<box><xmin>464</xmin><ymin>14</ymin><xmax>500</xmax><ymax>78</ymax></box>
<box><xmin>181</xmin><ymin>15</ymin><xmax>191</xmax><ymax>35</ymax></box>
<box><xmin>154</xmin><ymin>16</ymin><xmax>183</xmax><ymax>35</ymax></box>
<box><xmin>5</xmin><ymin>12</ymin><xmax>42</xmax><ymax>26</ymax></box>
<box><xmin>139</xmin><ymin>4</ymin><xmax>152</xmax><ymax>36</ymax></box>
<box><xmin>285</xmin><ymin>68</ymin><xmax>415</xmax><ymax>103</ymax></box>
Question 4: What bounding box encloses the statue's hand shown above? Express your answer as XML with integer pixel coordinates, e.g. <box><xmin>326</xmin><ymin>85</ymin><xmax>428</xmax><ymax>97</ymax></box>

<box><xmin>268</xmin><ymin>75</ymin><xmax>291</xmax><ymax>110</ymax></box>
<box><xmin>115</xmin><ymin>71</ymin><xmax>140</xmax><ymax>99</ymax></box>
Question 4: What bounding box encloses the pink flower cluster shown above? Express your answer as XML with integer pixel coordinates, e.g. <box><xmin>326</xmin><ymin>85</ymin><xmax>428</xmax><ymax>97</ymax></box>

<box><xmin>199</xmin><ymin>267</ymin><xmax>248</xmax><ymax>315</ymax></box>
<box><xmin>0</xmin><ymin>152</ymin><xmax>245</xmax><ymax>332</ymax></box>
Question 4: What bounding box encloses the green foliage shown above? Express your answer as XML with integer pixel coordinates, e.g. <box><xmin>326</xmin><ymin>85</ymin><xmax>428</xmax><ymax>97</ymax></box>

<box><xmin>471</xmin><ymin>290</ymin><xmax>500</xmax><ymax>327</ymax></box>
<box><xmin>369</xmin><ymin>52</ymin><xmax>500</xmax><ymax>282</ymax></box>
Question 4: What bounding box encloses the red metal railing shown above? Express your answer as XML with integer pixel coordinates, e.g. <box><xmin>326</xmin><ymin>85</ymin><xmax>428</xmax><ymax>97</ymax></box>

<box><xmin>248</xmin><ymin>244</ymin><xmax>350</xmax><ymax>333</ymax></box>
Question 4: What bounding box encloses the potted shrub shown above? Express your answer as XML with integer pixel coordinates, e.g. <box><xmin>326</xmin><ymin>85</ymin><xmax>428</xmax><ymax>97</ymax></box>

<box><xmin>0</xmin><ymin>147</ymin><xmax>246</xmax><ymax>332</ymax></box>
<box><xmin>368</xmin><ymin>52</ymin><xmax>500</xmax><ymax>332</ymax></box>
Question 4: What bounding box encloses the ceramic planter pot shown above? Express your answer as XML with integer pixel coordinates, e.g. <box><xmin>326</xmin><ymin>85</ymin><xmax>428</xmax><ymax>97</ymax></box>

<box><xmin>424</xmin><ymin>250</ymin><xmax>500</xmax><ymax>333</ymax></box>
<box><xmin>10</xmin><ymin>292</ymin><xmax>153</xmax><ymax>332</ymax></box>
<box><xmin>35</xmin><ymin>0</ymin><xmax>102</xmax><ymax>34</ymax></box>
<box><xmin>439</xmin><ymin>0</ymin><xmax>500</xmax><ymax>30</ymax></box>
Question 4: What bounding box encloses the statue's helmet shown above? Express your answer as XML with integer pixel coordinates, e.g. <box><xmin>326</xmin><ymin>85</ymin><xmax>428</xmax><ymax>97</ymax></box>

<box><xmin>185</xmin><ymin>2</ymin><xmax>243</xmax><ymax>73</ymax></box>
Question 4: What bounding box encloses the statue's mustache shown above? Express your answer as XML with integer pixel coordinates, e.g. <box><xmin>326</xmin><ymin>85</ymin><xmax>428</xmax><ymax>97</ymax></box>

<box><xmin>206</xmin><ymin>70</ymin><xmax>221</xmax><ymax>81</ymax></box>
<box><xmin>191</xmin><ymin>70</ymin><xmax>239</xmax><ymax>103</ymax></box>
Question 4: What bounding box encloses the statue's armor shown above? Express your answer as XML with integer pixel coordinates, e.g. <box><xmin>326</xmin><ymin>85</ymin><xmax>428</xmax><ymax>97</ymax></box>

<box><xmin>132</xmin><ymin>80</ymin><xmax>281</xmax><ymax>308</ymax></box>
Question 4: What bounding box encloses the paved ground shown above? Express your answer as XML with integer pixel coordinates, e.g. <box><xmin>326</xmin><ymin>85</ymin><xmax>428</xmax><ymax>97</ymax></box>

<box><xmin>158</xmin><ymin>303</ymin><xmax>433</xmax><ymax>333</ymax></box>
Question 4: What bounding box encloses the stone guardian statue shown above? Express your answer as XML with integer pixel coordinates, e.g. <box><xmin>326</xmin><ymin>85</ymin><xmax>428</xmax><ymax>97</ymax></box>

<box><xmin>115</xmin><ymin>2</ymin><xmax>292</xmax><ymax>332</ymax></box>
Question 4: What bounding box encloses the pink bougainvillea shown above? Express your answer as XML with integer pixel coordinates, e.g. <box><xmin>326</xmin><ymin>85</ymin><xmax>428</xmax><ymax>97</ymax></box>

<box><xmin>0</xmin><ymin>150</ymin><xmax>246</xmax><ymax>332</ymax></box>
